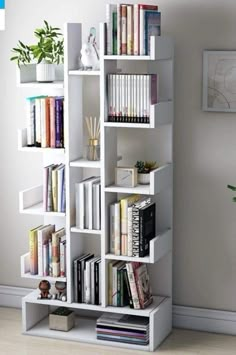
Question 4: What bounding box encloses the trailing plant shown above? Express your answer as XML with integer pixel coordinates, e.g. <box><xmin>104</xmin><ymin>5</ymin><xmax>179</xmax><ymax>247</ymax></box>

<box><xmin>227</xmin><ymin>184</ymin><xmax>236</xmax><ymax>202</ymax></box>
<box><xmin>10</xmin><ymin>20</ymin><xmax>64</xmax><ymax>67</ymax></box>
<box><xmin>135</xmin><ymin>160</ymin><xmax>157</xmax><ymax>174</ymax></box>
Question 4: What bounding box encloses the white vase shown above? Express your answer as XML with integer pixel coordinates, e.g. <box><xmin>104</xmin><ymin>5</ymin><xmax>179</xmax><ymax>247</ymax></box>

<box><xmin>36</xmin><ymin>62</ymin><xmax>55</xmax><ymax>82</ymax></box>
<box><xmin>138</xmin><ymin>173</ymin><xmax>150</xmax><ymax>185</ymax></box>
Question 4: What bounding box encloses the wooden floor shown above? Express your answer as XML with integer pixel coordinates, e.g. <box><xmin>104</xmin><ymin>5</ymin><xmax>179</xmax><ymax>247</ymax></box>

<box><xmin>1</xmin><ymin>307</ymin><xmax>236</xmax><ymax>355</ymax></box>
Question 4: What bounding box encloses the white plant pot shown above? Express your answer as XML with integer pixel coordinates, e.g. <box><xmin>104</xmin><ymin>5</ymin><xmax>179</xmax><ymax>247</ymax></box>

<box><xmin>138</xmin><ymin>173</ymin><xmax>150</xmax><ymax>185</ymax></box>
<box><xmin>36</xmin><ymin>63</ymin><xmax>55</xmax><ymax>82</ymax></box>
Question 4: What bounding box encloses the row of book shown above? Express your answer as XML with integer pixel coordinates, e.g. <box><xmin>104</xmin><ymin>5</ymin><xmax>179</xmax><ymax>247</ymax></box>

<box><xmin>43</xmin><ymin>164</ymin><xmax>66</xmax><ymax>213</ymax></box>
<box><xmin>75</xmin><ymin>176</ymin><xmax>101</xmax><ymax>230</ymax></box>
<box><xmin>108</xmin><ymin>261</ymin><xmax>152</xmax><ymax>309</ymax></box>
<box><xmin>29</xmin><ymin>225</ymin><xmax>66</xmax><ymax>278</ymax></box>
<box><xmin>26</xmin><ymin>96</ymin><xmax>64</xmax><ymax>148</ymax></box>
<box><xmin>96</xmin><ymin>313</ymin><xmax>149</xmax><ymax>345</ymax></box>
<box><xmin>107</xmin><ymin>74</ymin><xmax>158</xmax><ymax>123</ymax></box>
<box><xmin>73</xmin><ymin>253</ymin><xmax>101</xmax><ymax>305</ymax></box>
<box><xmin>106</xmin><ymin>3</ymin><xmax>160</xmax><ymax>56</ymax></box>
<box><xmin>110</xmin><ymin>195</ymin><xmax>155</xmax><ymax>257</ymax></box>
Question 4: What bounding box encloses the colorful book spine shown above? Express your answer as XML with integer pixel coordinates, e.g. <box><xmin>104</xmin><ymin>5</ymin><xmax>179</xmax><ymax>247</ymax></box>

<box><xmin>112</xmin><ymin>11</ymin><xmax>117</xmax><ymax>55</ymax></box>
<box><xmin>49</xmin><ymin>97</ymin><xmax>56</xmax><ymax>148</ymax></box>
<box><xmin>45</xmin><ymin>97</ymin><xmax>51</xmax><ymax>147</ymax></box>
<box><xmin>126</xmin><ymin>262</ymin><xmax>140</xmax><ymax>309</ymax></box>
<box><xmin>114</xmin><ymin>202</ymin><xmax>121</xmax><ymax>255</ymax></box>
<box><xmin>117</xmin><ymin>4</ymin><xmax>121</xmax><ymax>55</ymax></box>
<box><xmin>121</xmin><ymin>5</ymin><xmax>127</xmax><ymax>55</ymax></box>
<box><xmin>139</xmin><ymin>5</ymin><xmax>158</xmax><ymax>55</ymax></box>
<box><xmin>48</xmin><ymin>239</ymin><xmax>52</xmax><ymax>276</ymax></box>
<box><xmin>55</xmin><ymin>98</ymin><xmax>63</xmax><ymax>148</ymax></box>
<box><xmin>29</xmin><ymin>227</ymin><xmax>40</xmax><ymax>275</ymax></box>
<box><xmin>43</xmin><ymin>241</ymin><xmax>49</xmax><ymax>276</ymax></box>
<box><xmin>127</xmin><ymin>5</ymin><xmax>133</xmax><ymax>55</ymax></box>
<box><xmin>60</xmin><ymin>240</ymin><xmax>66</xmax><ymax>277</ymax></box>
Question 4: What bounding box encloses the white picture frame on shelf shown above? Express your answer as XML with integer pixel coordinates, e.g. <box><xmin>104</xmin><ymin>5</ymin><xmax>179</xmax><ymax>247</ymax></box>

<box><xmin>202</xmin><ymin>50</ymin><xmax>236</xmax><ymax>112</ymax></box>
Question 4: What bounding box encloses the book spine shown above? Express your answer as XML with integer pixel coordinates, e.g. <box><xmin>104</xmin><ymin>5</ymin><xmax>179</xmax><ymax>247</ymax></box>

<box><xmin>26</xmin><ymin>99</ymin><xmax>35</xmax><ymax>146</ymax></box>
<box><xmin>91</xmin><ymin>261</ymin><xmax>95</xmax><ymax>305</ymax></box>
<box><xmin>112</xmin><ymin>265</ymin><xmax>117</xmax><ymax>306</ymax></box>
<box><xmin>110</xmin><ymin>204</ymin><xmax>115</xmax><ymax>253</ymax></box>
<box><xmin>140</xmin><ymin>75</ymin><xmax>143</xmax><ymax>122</ymax></box>
<box><xmin>60</xmin><ymin>241</ymin><xmax>65</xmax><ymax>277</ymax></box>
<box><xmin>120</xmin><ymin>199</ymin><xmax>127</xmax><ymax>256</ymax></box>
<box><xmin>139</xmin><ymin>7</ymin><xmax>145</xmax><ymax>55</ymax></box>
<box><xmin>52</xmin><ymin>234</ymin><xmax>60</xmax><ymax>277</ymax></box>
<box><xmin>133</xmin><ymin>4</ymin><xmax>139</xmax><ymax>55</ymax></box>
<box><xmin>127</xmin><ymin>5</ymin><xmax>133</xmax><ymax>55</ymax></box>
<box><xmin>126</xmin><ymin>263</ymin><xmax>140</xmax><ymax>309</ymax></box>
<box><xmin>147</xmin><ymin>74</ymin><xmax>150</xmax><ymax>120</ymax></box>
<box><xmin>43</xmin><ymin>242</ymin><xmax>49</xmax><ymax>276</ymax></box>
<box><xmin>112</xmin><ymin>11</ymin><xmax>117</xmax><ymax>55</ymax></box>
<box><xmin>108</xmin><ymin>262</ymin><xmax>113</xmax><ymax>305</ymax></box>
<box><xmin>95</xmin><ymin>261</ymin><xmax>99</xmax><ymax>305</ymax></box>
<box><xmin>57</xmin><ymin>167</ymin><xmax>63</xmax><ymax>213</ymax></box>
<box><xmin>35</xmin><ymin>99</ymin><xmax>41</xmax><ymax>147</ymax></box>
<box><xmin>61</xmin><ymin>166</ymin><xmax>66</xmax><ymax>213</ymax></box>
<box><xmin>48</xmin><ymin>239</ymin><xmax>52</xmax><ymax>276</ymax></box>
<box><xmin>47</xmin><ymin>166</ymin><xmax>53</xmax><ymax>212</ymax></box>
<box><xmin>150</xmin><ymin>74</ymin><xmax>158</xmax><ymax>105</ymax></box>
<box><xmin>137</xmin><ymin>75</ymin><xmax>140</xmax><ymax>119</ymax></box>
<box><xmin>117</xmin><ymin>268</ymin><xmax>121</xmax><ymax>306</ymax></box>
<box><xmin>52</xmin><ymin>167</ymin><xmax>58</xmax><ymax>212</ymax></box>
<box><xmin>108</xmin><ymin>75</ymin><xmax>112</xmax><ymax>118</ymax></box>
<box><xmin>112</xmin><ymin>74</ymin><xmax>116</xmax><ymax>120</ymax></box>
<box><xmin>120</xmin><ymin>268</ymin><xmax>124</xmax><ymax>307</ymax></box>
<box><xmin>50</xmin><ymin>97</ymin><xmax>56</xmax><ymax>148</ymax></box>
<box><xmin>40</xmin><ymin>98</ymin><xmax>46</xmax><ymax>148</ymax></box>
<box><xmin>60</xmin><ymin>99</ymin><xmax>64</xmax><ymax>148</ymax></box>
<box><xmin>123</xmin><ymin>268</ymin><xmax>134</xmax><ymax>308</ymax></box>
<box><xmin>143</xmin><ymin>75</ymin><xmax>147</xmax><ymax>122</ymax></box>
<box><xmin>37</xmin><ymin>232</ymin><xmax>43</xmax><ymax>277</ymax></box>
<box><xmin>45</xmin><ymin>97</ymin><xmax>50</xmax><ymax>147</ymax></box>
<box><xmin>55</xmin><ymin>99</ymin><xmax>61</xmax><ymax>148</ymax></box>
<box><xmin>85</xmin><ymin>261</ymin><xmax>91</xmax><ymax>304</ymax></box>
<box><xmin>77</xmin><ymin>261</ymin><xmax>82</xmax><ymax>303</ymax></box>
<box><xmin>127</xmin><ymin>75</ymin><xmax>131</xmax><ymax>120</ymax></box>
<box><xmin>121</xmin><ymin>5</ymin><xmax>127</xmax><ymax>55</ymax></box>
<box><xmin>132</xmin><ymin>206</ymin><xmax>140</xmax><ymax>257</ymax></box>
<box><xmin>106</xmin><ymin>4</ymin><xmax>113</xmax><ymax>55</ymax></box>
<box><xmin>29</xmin><ymin>230</ymin><xmax>38</xmax><ymax>275</ymax></box>
<box><xmin>133</xmin><ymin>75</ymin><xmax>137</xmax><ymax>119</ymax></box>
<box><xmin>114</xmin><ymin>203</ymin><xmax>120</xmax><ymax>255</ymax></box>
<box><xmin>117</xmin><ymin>4</ymin><xmax>121</xmax><ymax>55</ymax></box>
<box><xmin>98</xmin><ymin>261</ymin><xmax>101</xmax><ymax>305</ymax></box>
<box><xmin>43</xmin><ymin>166</ymin><xmax>48</xmax><ymax>212</ymax></box>
<box><xmin>74</xmin><ymin>259</ymin><xmax>78</xmax><ymax>302</ymax></box>
<box><xmin>127</xmin><ymin>206</ymin><xmax>133</xmax><ymax>257</ymax></box>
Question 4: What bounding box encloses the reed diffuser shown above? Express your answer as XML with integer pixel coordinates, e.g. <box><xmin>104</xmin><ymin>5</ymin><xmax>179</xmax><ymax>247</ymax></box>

<box><xmin>85</xmin><ymin>116</ymin><xmax>100</xmax><ymax>161</ymax></box>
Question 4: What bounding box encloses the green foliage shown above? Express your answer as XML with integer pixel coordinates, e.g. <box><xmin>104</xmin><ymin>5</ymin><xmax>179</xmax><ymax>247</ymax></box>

<box><xmin>227</xmin><ymin>184</ymin><xmax>236</xmax><ymax>202</ymax></box>
<box><xmin>10</xmin><ymin>20</ymin><xmax>64</xmax><ymax>67</ymax></box>
<box><xmin>135</xmin><ymin>160</ymin><xmax>157</xmax><ymax>174</ymax></box>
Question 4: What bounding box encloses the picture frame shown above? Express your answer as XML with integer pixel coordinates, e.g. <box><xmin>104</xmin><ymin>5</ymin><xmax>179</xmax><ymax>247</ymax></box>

<box><xmin>202</xmin><ymin>50</ymin><xmax>236</xmax><ymax>112</ymax></box>
<box><xmin>115</xmin><ymin>167</ymin><xmax>138</xmax><ymax>188</ymax></box>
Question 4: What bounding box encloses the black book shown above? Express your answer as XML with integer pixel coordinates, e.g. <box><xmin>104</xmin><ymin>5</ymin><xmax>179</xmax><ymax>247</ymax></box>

<box><xmin>123</xmin><ymin>268</ymin><xmax>134</xmax><ymax>308</ymax></box>
<box><xmin>94</xmin><ymin>259</ymin><xmax>100</xmax><ymax>305</ymax></box>
<box><xmin>78</xmin><ymin>253</ymin><xmax>94</xmax><ymax>303</ymax></box>
<box><xmin>139</xmin><ymin>203</ymin><xmax>156</xmax><ymax>257</ymax></box>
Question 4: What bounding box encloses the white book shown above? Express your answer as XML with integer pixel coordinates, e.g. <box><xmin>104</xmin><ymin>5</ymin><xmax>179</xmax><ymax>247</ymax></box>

<box><xmin>140</xmin><ymin>75</ymin><xmax>143</xmax><ymax>118</ymax></box>
<box><xmin>146</xmin><ymin>75</ymin><xmax>150</xmax><ymax>118</ymax></box>
<box><xmin>121</xmin><ymin>75</ymin><xmax>125</xmax><ymax>117</ymax></box>
<box><xmin>85</xmin><ymin>257</ymin><xmax>95</xmax><ymax>304</ymax></box>
<box><xmin>38</xmin><ymin>224</ymin><xmax>55</xmax><ymax>276</ymax></box>
<box><xmin>85</xmin><ymin>177</ymin><xmax>100</xmax><ymax>229</ymax></box>
<box><xmin>57</xmin><ymin>165</ymin><xmax>64</xmax><ymax>212</ymax></box>
<box><xmin>112</xmin><ymin>74</ymin><xmax>116</xmax><ymax>116</ymax></box>
<box><xmin>47</xmin><ymin>164</ymin><xmax>54</xmax><ymax>212</ymax></box>
<box><xmin>26</xmin><ymin>97</ymin><xmax>35</xmax><ymax>146</ymax></box>
<box><xmin>93</xmin><ymin>182</ymin><xmax>101</xmax><ymax>230</ymax></box>
<box><xmin>40</xmin><ymin>98</ymin><xmax>46</xmax><ymax>148</ymax></box>
<box><xmin>108</xmin><ymin>74</ymin><xmax>112</xmax><ymax>117</ymax></box>
<box><xmin>119</xmin><ymin>74</ymin><xmax>122</xmax><ymax>118</ymax></box>
<box><xmin>114</xmin><ymin>202</ymin><xmax>120</xmax><ymax>255</ymax></box>
<box><xmin>137</xmin><ymin>75</ymin><xmax>140</xmax><ymax>118</ymax></box>
<box><xmin>127</xmin><ymin>5</ymin><xmax>133</xmax><ymax>55</ymax></box>
<box><xmin>127</xmin><ymin>206</ymin><xmax>133</xmax><ymax>257</ymax></box>
<box><xmin>117</xmin><ymin>4</ymin><xmax>121</xmax><ymax>55</ymax></box>
<box><xmin>110</xmin><ymin>204</ymin><xmax>115</xmax><ymax>253</ymax></box>
<box><xmin>143</xmin><ymin>75</ymin><xmax>147</xmax><ymax>118</ymax></box>
<box><xmin>139</xmin><ymin>7</ymin><xmax>145</xmax><ymax>55</ymax></box>
<box><xmin>127</xmin><ymin>75</ymin><xmax>131</xmax><ymax>118</ymax></box>
<box><xmin>60</xmin><ymin>239</ymin><xmax>66</xmax><ymax>277</ymax></box>
<box><xmin>116</xmin><ymin>75</ymin><xmax>120</xmax><ymax>118</ymax></box>
<box><xmin>133</xmin><ymin>75</ymin><xmax>137</xmax><ymax>118</ymax></box>
<box><xmin>75</xmin><ymin>177</ymin><xmax>94</xmax><ymax>229</ymax></box>
<box><xmin>35</xmin><ymin>98</ymin><xmax>41</xmax><ymax>146</ymax></box>
<box><xmin>106</xmin><ymin>4</ymin><xmax>116</xmax><ymax>55</ymax></box>
<box><xmin>133</xmin><ymin>4</ymin><xmax>139</xmax><ymax>55</ymax></box>
<box><xmin>43</xmin><ymin>242</ymin><xmax>49</xmax><ymax>276</ymax></box>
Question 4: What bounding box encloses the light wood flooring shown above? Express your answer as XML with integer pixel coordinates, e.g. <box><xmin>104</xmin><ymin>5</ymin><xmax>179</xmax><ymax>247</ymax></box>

<box><xmin>1</xmin><ymin>307</ymin><xmax>236</xmax><ymax>355</ymax></box>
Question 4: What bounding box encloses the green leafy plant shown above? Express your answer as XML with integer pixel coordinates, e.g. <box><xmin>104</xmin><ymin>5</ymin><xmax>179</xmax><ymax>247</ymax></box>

<box><xmin>10</xmin><ymin>20</ymin><xmax>64</xmax><ymax>67</ymax></box>
<box><xmin>227</xmin><ymin>184</ymin><xmax>236</xmax><ymax>202</ymax></box>
<box><xmin>135</xmin><ymin>160</ymin><xmax>157</xmax><ymax>174</ymax></box>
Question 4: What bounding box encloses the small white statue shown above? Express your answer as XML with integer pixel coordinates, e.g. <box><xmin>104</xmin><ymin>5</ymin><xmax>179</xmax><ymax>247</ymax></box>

<box><xmin>80</xmin><ymin>27</ymin><xmax>100</xmax><ymax>70</ymax></box>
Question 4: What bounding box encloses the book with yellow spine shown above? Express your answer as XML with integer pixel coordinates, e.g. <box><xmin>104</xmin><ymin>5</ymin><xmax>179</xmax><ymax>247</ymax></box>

<box><xmin>29</xmin><ymin>225</ymin><xmax>43</xmax><ymax>275</ymax></box>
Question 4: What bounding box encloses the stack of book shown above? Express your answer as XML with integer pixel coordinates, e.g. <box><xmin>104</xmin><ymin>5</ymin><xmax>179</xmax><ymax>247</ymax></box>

<box><xmin>75</xmin><ymin>176</ymin><xmax>101</xmax><ymax>230</ymax></box>
<box><xmin>29</xmin><ymin>225</ymin><xmax>66</xmax><ymax>278</ymax></box>
<box><xmin>96</xmin><ymin>313</ymin><xmax>149</xmax><ymax>345</ymax></box>
<box><xmin>26</xmin><ymin>96</ymin><xmax>64</xmax><ymax>148</ymax></box>
<box><xmin>106</xmin><ymin>3</ymin><xmax>160</xmax><ymax>55</ymax></box>
<box><xmin>110</xmin><ymin>196</ymin><xmax>155</xmax><ymax>257</ymax></box>
<box><xmin>109</xmin><ymin>261</ymin><xmax>152</xmax><ymax>309</ymax></box>
<box><xmin>107</xmin><ymin>73</ymin><xmax>158</xmax><ymax>123</ymax></box>
<box><xmin>73</xmin><ymin>254</ymin><xmax>101</xmax><ymax>305</ymax></box>
<box><xmin>43</xmin><ymin>163</ymin><xmax>66</xmax><ymax>213</ymax></box>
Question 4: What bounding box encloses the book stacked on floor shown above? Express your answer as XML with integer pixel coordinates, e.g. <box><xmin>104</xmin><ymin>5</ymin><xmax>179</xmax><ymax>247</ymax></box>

<box><xmin>107</xmin><ymin>74</ymin><xmax>158</xmax><ymax>123</ymax></box>
<box><xmin>108</xmin><ymin>261</ymin><xmax>152</xmax><ymax>309</ymax></box>
<box><xmin>26</xmin><ymin>95</ymin><xmax>64</xmax><ymax>148</ymax></box>
<box><xmin>73</xmin><ymin>253</ymin><xmax>101</xmax><ymax>305</ymax></box>
<box><xmin>106</xmin><ymin>3</ymin><xmax>161</xmax><ymax>55</ymax></box>
<box><xmin>29</xmin><ymin>225</ymin><xmax>66</xmax><ymax>277</ymax></box>
<box><xmin>43</xmin><ymin>163</ymin><xmax>65</xmax><ymax>213</ymax></box>
<box><xmin>96</xmin><ymin>313</ymin><xmax>149</xmax><ymax>345</ymax></box>
<box><xmin>75</xmin><ymin>176</ymin><xmax>101</xmax><ymax>230</ymax></box>
<box><xmin>110</xmin><ymin>195</ymin><xmax>155</xmax><ymax>257</ymax></box>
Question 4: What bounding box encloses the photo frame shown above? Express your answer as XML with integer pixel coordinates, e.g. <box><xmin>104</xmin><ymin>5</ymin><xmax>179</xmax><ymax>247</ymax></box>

<box><xmin>202</xmin><ymin>50</ymin><xmax>236</xmax><ymax>112</ymax></box>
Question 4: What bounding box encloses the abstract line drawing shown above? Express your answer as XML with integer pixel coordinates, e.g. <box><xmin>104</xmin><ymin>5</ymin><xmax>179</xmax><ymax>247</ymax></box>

<box><xmin>202</xmin><ymin>51</ymin><xmax>236</xmax><ymax>112</ymax></box>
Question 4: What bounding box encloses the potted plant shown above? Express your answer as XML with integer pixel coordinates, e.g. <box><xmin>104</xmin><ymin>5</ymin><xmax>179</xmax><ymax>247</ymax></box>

<box><xmin>135</xmin><ymin>160</ymin><xmax>158</xmax><ymax>185</ymax></box>
<box><xmin>10</xmin><ymin>20</ymin><xmax>64</xmax><ymax>82</ymax></box>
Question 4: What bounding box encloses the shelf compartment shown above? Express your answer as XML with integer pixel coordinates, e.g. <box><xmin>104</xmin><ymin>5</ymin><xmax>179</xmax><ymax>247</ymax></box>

<box><xmin>19</xmin><ymin>185</ymin><xmax>66</xmax><ymax>217</ymax></box>
<box><xmin>105</xmin><ymin>229</ymin><xmax>172</xmax><ymax>264</ymax></box>
<box><xmin>104</xmin><ymin>101</ymin><xmax>173</xmax><ymax>128</ymax></box>
<box><xmin>71</xmin><ymin>227</ymin><xmax>101</xmax><ymax>235</ymax></box>
<box><xmin>70</xmin><ymin>158</ymin><xmax>101</xmax><ymax>169</ymax></box>
<box><xmin>17</xmin><ymin>64</ymin><xmax>64</xmax><ymax>88</ymax></box>
<box><xmin>18</xmin><ymin>129</ymin><xmax>65</xmax><ymax>153</ymax></box>
<box><xmin>21</xmin><ymin>253</ymin><xmax>66</xmax><ymax>282</ymax></box>
<box><xmin>105</xmin><ymin>164</ymin><xmax>172</xmax><ymax>195</ymax></box>
<box><xmin>104</xmin><ymin>36</ymin><xmax>173</xmax><ymax>61</ymax></box>
<box><xmin>69</xmin><ymin>70</ymin><xmax>100</xmax><ymax>76</ymax></box>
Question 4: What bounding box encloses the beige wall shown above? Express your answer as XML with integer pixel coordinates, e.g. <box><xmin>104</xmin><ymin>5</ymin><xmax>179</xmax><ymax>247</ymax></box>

<box><xmin>1</xmin><ymin>0</ymin><xmax>236</xmax><ymax>310</ymax></box>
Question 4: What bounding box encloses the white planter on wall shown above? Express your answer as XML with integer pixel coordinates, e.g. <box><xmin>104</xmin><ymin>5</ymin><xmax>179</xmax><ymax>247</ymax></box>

<box><xmin>36</xmin><ymin>62</ymin><xmax>55</xmax><ymax>82</ymax></box>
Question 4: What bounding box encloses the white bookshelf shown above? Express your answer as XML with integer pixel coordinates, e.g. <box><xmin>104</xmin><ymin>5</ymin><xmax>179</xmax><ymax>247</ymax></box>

<box><xmin>19</xmin><ymin>22</ymin><xmax>174</xmax><ymax>352</ymax></box>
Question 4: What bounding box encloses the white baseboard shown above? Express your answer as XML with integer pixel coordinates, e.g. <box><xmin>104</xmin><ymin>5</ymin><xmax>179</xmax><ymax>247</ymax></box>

<box><xmin>1</xmin><ymin>286</ymin><xmax>236</xmax><ymax>335</ymax></box>
<box><xmin>173</xmin><ymin>305</ymin><xmax>236</xmax><ymax>335</ymax></box>
<box><xmin>0</xmin><ymin>286</ymin><xmax>32</xmax><ymax>308</ymax></box>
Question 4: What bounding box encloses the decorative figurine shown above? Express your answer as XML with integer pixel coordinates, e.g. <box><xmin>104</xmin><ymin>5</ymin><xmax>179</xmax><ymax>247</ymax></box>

<box><xmin>80</xmin><ymin>27</ymin><xmax>99</xmax><ymax>70</ymax></box>
<box><xmin>38</xmin><ymin>280</ymin><xmax>52</xmax><ymax>299</ymax></box>
<box><xmin>52</xmin><ymin>281</ymin><xmax>67</xmax><ymax>302</ymax></box>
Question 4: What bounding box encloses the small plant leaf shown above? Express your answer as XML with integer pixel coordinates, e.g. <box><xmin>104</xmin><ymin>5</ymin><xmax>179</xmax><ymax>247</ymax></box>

<box><xmin>227</xmin><ymin>184</ymin><xmax>236</xmax><ymax>191</ymax></box>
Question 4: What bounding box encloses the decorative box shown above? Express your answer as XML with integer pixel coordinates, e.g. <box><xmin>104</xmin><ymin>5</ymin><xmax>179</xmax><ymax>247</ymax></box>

<box><xmin>49</xmin><ymin>307</ymin><xmax>75</xmax><ymax>332</ymax></box>
<box><xmin>115</xmin><ymin>167</ymin><xmax>138</xmax><ymax>187</ymax></box>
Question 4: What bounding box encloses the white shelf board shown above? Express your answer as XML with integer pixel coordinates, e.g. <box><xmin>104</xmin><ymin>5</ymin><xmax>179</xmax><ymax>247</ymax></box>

<box><xmin>19</xmin><ymin>147</ymin><xmax>65</xmax><ymax>153</ymax></box>
<box><xmin>104</xmin><ymin>122</ymin><xmax>151</xmax><ymax>129</ymax></box>
<box><xmin>104</xmin><ymin>54</ymin><xmax>151</xmax><ymax>61</ymax></box>
<box><xmin>23</xmin><ymin>315</ymin><xmax>149</xmax><ymax>351</ymax></box>
<box><xmin>71</xmin><ymin>227</ymin><xmax>101</xmax><ymax>235</ymax></box>
<box><xmin>69</xmin><ymin>70</ymin><xmax>100</xmax><ymax>76</ymax></box>
<box><xmin>20</xmin><ymin>201</ymin><xmax>65</xmax><ymax>217</ymax></box>
<box><xmin>22</xmin><ymin>273</ymin><xmax>66</xmax><ymax>283</ymax></box>
<box><xmin>17</xmin><ymin>81</ymin><xmax>64</xmax><ymax>89</ymax></box>
<box><xmin>70</xmin><ymin>158</ymin><xmax>101</xmax><ymax>168</ymax></box>
<box><xmin>105</xmin><ymin>184</ymin><xmax>150</xmax><ymax>194</ymax></box>
<box><xmin>105</xmin><ymin>254</ymin><xmax>150</xmax><ymax>263</ymax></box>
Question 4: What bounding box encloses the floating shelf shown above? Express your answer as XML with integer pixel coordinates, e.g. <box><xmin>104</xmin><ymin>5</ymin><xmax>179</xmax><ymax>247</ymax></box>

<box><xmin>105</xmin><ymin>229</ymin><xmax>172</xmax><ymax>264</ymax></box>
<box><xmin>105</xmin><ymin>164</ymin><xmax>172</xmax><ymax>195</ymax></box>
<box><xmin>104</xmin><ymin>36</ymin><xmax>174</xmax><ymax>61</ymax></box>
<box><xmin>69</xmin><ymin>70</ymin><xmax>100</xmax><ymax>76</ymax></box>
<box><xmin>71</xmin><ymin>227</ymin><xmax>101</xmax><ymax>235</ymax></box>
<box><xmin>19</xmin><ymin>185</ymin><xmax>66</xmax><ymax>217</ymax></box>
<box><xmin>70</xmin><ymin>158</ymin><xmax>101</xmax><ymax>169</ymax></box>
<box><xmin>17</xmin><ymin>64</ymin><xmax>64</xmax><ymax>88</ymax></box>
<box><xmin>18</xmin><ymin>129</ymin><xmax>65</xmax><ymax>153</ymax></box>
<box><xmin>21</xmin><ymin>253</ymin><xmax>66</xmax><ymax>282</ymax></box>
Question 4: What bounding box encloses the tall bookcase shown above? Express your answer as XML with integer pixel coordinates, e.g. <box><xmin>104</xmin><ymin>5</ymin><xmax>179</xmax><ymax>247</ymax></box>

<box><xmin>19</xmin><ymin>22</ymin><xmax>174</xmax><ymax>352</ymax></box>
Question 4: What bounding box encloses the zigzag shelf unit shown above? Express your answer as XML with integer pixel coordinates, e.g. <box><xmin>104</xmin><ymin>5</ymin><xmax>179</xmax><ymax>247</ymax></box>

<box><xmin>18</xmin><ymin>22</ymin><xmax>174</xmax><ymax>352</ymax></box>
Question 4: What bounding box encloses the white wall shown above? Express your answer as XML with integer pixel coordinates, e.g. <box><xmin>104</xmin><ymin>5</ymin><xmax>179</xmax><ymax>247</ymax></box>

<box><xmin>1</xmin><ymin>0</ymin><xmax>236</xmax><ymax>310</ymax></box>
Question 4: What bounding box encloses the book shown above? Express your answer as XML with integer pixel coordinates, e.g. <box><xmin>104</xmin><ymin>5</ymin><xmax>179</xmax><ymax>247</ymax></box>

<box><xmin>127</xmin><ymin>5</ymin><xmax>133</xmax><ymax>55</ymax></box>
<box><xmin>126</xmin><ymin>262</ymin><xmax>141</xmax><ymax>309</ymax></box>
<box><xmin>106</xmin><ymin>4</ymin><xmax>116</xmax><ymax>55</ymax></box>
<box><xmin>121</xmin><ymin>4</ymin><xmax>127</xmax><ymax>55</ymax></box>
<box><xmin>43</xmin><ymin>241</ymin><xmax>49</xmax><ymax>276</ymax></box>
<box><xmin>59</xmin><ymin>237</ymin><xmax>66</xmax><ymax>277</ymax></box>
<box><xmin>95</xmin><ymin>259</ymin><xmax>101</xmax><ymax>305</ymax></box>
<box><xmin>123</xmin><ymin>267</ymin><xmax>134</xmax><ymax>308</ymax></box>
<box><xmin>117</xmin><ymin>4</ymin><xmax>121</xmax><ymax>55</ymax></box>
<box><xmin>112</xmin><ymin>11</ymin><xmax>117</xmax><ymax>55</ymax></box>
<box><xmin>26</xmin><ymin>96</ymin><xmax>36</xmax><ymax>146</ymax></box>
<box><xmin>132</xmin><ymin>197</ymin><xmax>151</xmax><ymax>257</ymax></box>
<box><xmin>57</xmin><ymin>164</ymin><xmax>65</xmax><ymax>212</ymax></box>
<box><xmin>139</xmin><ymin>202</ymin><xmax>155</xmax><ymax>257</ymax></box>
<box><xmin>85</xmin><ymin>176</ymin><xmax>100</xmax><ymax>229</ymax></box>
<box><xmin>49</xmin><ymin>97</ymin><xmax>56</xmax><ymax>148</ymax></box>
<box><xmin>93</xmin><ymin>181</ymin><xmax>101</xmax><ymax>230</ymax></box>
<box><xmin>55</xmin><ymin>97</ymin><xmax>64</xmax><ymax>148</ymax></box>
<box><xmin>29</xmin><ymin>225</ymin><xmax>43</xmax><ymax>275</ymax></box>
<box><xmin>144</xmin><ymin>11</ymin><xmax>161</xmax><ymax>55</ymax></box>
<box><xmin>134</xmin><ymin>264</ymin><xmax>153</xmax><ymax>308</ymax></box>
<box><xmin>114</xmin><ymin>202</ymin><xmax>121</xmax><ymax>255</ymax></box>
<box><xmin>52</xmin><ymin>227</ymin><xmax>65</xmax><ymax>277</ymax></box>
<box><xmin>37</xmin><ymin>224</ymin><xmax>55</xmax><ymax>276</ymax></box>
<box><xmin>139</xmin><ymin>4</ymin><xmax>158</xmax><ymax>55</ymax></box>
<box><xmin>110</xmin><ymin>203</ymin><xmax>115</xmax><ymax>254</ymax></box>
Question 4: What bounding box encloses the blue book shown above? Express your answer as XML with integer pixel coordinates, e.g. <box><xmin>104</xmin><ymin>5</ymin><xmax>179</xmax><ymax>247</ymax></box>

<box><xmin>55</xmin><ymin>97</ymin><xmax>64</xmax><ymax>148</ymax></box>
<box><xmin>144</xmin><ymin>11</ymin><xmax>161</xmax><ymax>55</ymax></box>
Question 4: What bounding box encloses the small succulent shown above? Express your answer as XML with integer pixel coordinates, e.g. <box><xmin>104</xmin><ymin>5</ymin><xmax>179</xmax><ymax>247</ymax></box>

<box><xmin>135</xmin><ymin>160</ymin><xmax>157</xmax><ymax>174</ymax></box>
